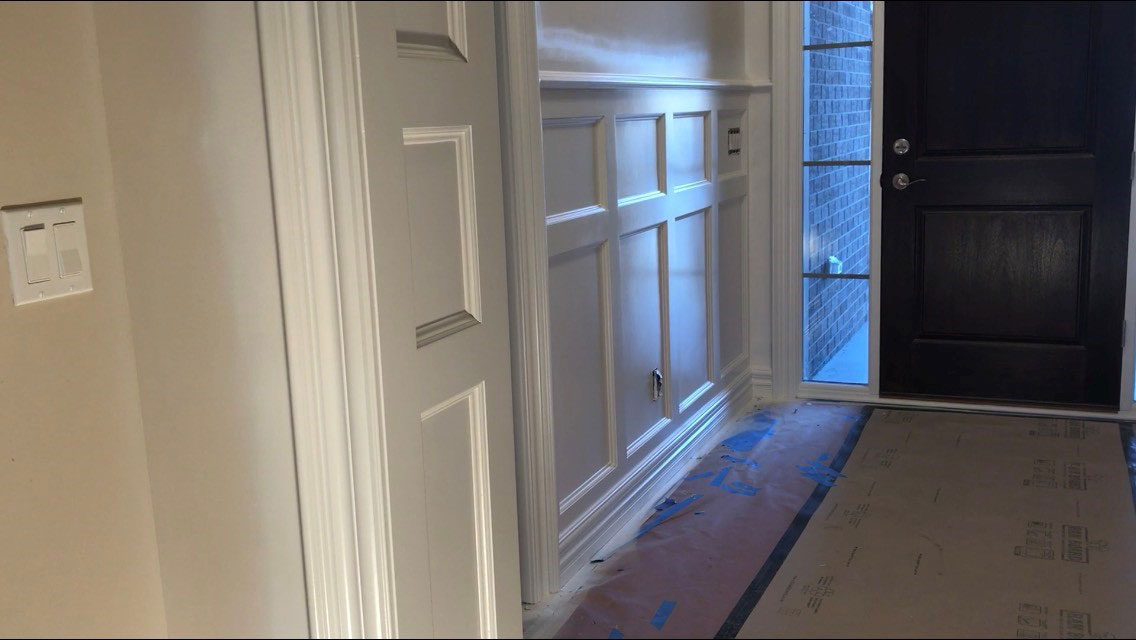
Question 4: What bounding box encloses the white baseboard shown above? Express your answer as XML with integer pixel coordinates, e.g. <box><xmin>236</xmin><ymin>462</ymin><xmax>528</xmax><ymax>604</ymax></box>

<box><xmin>556</xmin><ymin>369</ymin><xmax>754</xmax><ymax>586</ymax></box>
<box><xmin>751</xmin><ymin>366</ymin><xmax>774</xmax><ymax>401</ymax></box>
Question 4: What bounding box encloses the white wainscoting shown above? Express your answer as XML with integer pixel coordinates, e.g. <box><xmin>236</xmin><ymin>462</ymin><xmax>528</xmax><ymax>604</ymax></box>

<box><xmin>541</xmin><ymin>87</ymin><xmax>753</xmax><ymax>584</ymax></box>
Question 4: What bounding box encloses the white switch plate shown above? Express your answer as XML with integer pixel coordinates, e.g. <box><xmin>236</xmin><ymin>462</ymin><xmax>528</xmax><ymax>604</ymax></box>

<box><xmin>2</xmin><ymin>201</ymin><xmax>93</xmax><ymax>305</ymax></box>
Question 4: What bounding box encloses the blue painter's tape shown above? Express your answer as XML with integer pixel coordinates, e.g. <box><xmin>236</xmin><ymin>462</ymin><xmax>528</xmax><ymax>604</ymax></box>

<box><xmin>720</xmin><ymin>428</ymin><xmax>776</xmax><ymax>452</ymax></box>
<box><xmin>651</xmin><ymin>600</ymin><xmax>677</xmax><ymax>630</ymax></box>
<box><xmin>654</xmin><ymin>497</ymin><xmax>676</xmax><ymax>510</ymax></box>
<box><xmin>636</xmin><ymin>494</ymin><xmax>702</xmax><ymax>539</ymax></box>
<box><xmin>725</xmin><ymin>481</ymin><xmax>759</xmax><ymax>496</ymax></box>
<box><xmin>749</xmin><ymin>413</ymin><xmax>779</xmax><ymax>427</ymax></box>
<box><xmin>710</xmin><ymin>467</ymin><xmax>731</xmax><ymax>487</ymax></box>
<box><xmin>608</xmin><ymin>628</ymin><xmax>624</xmax><ymax>639</ymax></box>
<box><xmin>721</xmin><ymin>454</ymin><xmax>760</xmax><ymax>468</ymax></box>
<box><xmin>685</xmin><ymin>471</ymin><xmax>715</xmax><ymax>482</ymax></box>
<box><xmin>796</xmin><ymin>452</ymin><xmax>847</xmax><ymax>487</ymax></box>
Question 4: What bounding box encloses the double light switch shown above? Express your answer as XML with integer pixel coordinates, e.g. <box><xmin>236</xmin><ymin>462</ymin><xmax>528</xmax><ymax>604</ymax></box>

<box><xmin>2</xmin><ymin>201</ymin><xmax>92</xmax><ymax>305</ymax></box>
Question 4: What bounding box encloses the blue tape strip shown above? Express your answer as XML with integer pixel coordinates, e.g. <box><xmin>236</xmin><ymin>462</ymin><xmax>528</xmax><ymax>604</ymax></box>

<box><xmin>636</xmin><ymin>494</ymin><xmax>702</xmax><ymax>539</ymax></box>
<box><xmin>651</xmin><ymin>600</ymin><xmax>677</xmax><ymax>630</ymax></box>
<box><xmin>797</xmin><ymin>451</ymin><xmax>847</xmax><ymax>487</ymax></box>
<box><xmin>685</xmin><ymin>471</ymin><xmax>715</xmax><ymax>481</ymax></box>
<box><xmin>725</xmin><ymin>481</ymin><xmax>758</xmax><ymax>496</ymax></box>
<box><xmin>721</xmin><ymin>454</ymin><xmax>760</xmax><ymax>468</ymax></box>
<box><xmin>720</xmin><ymin>427</ymin><xmax>775</xmax><ymax>452</ymax></box>
<box><xmin>710</xmin><ymin>467</ymin><xmax>731</xmax><ymax>487</ymax></box>
<box><xmin>608</xmin><ymin>628</ymin><xmax>624</xmax><ymax>639</ymax></box>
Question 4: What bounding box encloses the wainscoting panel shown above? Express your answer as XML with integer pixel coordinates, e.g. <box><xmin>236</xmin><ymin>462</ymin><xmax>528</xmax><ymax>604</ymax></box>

<box><xmin>548</xmin><ymin>242</ymin><xmax>615</xmax><ymax>512</ymax></box>
<box><xmin>541</xmin><ymin>88</ymin><xmax>751</xmax><ymax>582</ymax></box>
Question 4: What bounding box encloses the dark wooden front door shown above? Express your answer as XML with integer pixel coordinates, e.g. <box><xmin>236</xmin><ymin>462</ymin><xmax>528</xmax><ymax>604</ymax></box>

<box><xmin>880</xmin><ymin>1</ymin><xmax>1136</xmax><ymax>409</ymax></box>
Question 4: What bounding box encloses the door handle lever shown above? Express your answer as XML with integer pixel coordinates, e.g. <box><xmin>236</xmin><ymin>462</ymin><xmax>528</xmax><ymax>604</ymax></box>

<box><xmin>892</xmin><ymin>173</ymin><xmax>926</xmax><ymax>190</ymax></box>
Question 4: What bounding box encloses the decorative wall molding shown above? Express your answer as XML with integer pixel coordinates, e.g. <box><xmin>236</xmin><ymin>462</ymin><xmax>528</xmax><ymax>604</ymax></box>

<box><xmin>721</xmin><ymin>351</ymin><xmax>750</xmax><ymax>383</ymax></box>
<box><xmin>558</xmin><ymin>464</ymin><xmax>614</xmax><ymax>515</ymax></box>
<box><xmin>496</xmin><ymin>1</ymin><xmax>561</xmax><ymax>604</ymax></box>
<box><xmin>546</xmin><ymin>204</ymin><xmax>607</xmax><ymax>226</ymax></box>
<box><xmin>558</xmin><ymin>369</ymin><xmax>752</xmax><ymax>583</ymax></box>
<box><xmin>626</xmin><ymin>416</ymin><xmax>673</xmax><ymax>458</ymax></box>
<box><xmin>257</xmin><ymin>1</ymin><xmax>395</xmax><ymax>637</ymax></box>
<box><xmin>542</xmin><ymin>84</ymin><xmax>753</xmax><ymax>593</ymax></box>
<box><xmin>540</xmin><ymin>69</ymin><xmax>773</xmax><ymax>91</ymax></box>
<box><xmin>679</xmin><ymin>380</ymin><xmax>716</xmax><ymax>415</ymax></box>
<box><xmin>750</xmin><ymin>366</ymin><xmax>775</xmax><ymax>400</ymax></box>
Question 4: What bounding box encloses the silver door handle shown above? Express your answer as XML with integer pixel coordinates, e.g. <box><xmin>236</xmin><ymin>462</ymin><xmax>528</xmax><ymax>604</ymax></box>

<box><xmin>892</xmin><ymin>173</ymin><xmax>927</xmax><ymax>190</ymax></box>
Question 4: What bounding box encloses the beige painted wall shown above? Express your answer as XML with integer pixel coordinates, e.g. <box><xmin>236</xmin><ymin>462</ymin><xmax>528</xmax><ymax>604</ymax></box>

<box><xmin>93</xmin><ymin>2</ymin><xmax>308</xmax><ymax>637</ymax></box>
<box><xmin>0</xmin><ymin>2</ymin><xmax>167</xmax><ymax>636</ymax></box>
<box><xmin>537</xmin><ymin>1</ymin><xmax>748</xmax><ymax>80</ymax></box>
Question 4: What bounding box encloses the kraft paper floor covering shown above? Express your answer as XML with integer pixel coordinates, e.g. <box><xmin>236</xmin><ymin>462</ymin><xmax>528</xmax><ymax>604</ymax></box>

<box><xmin>546</xmin><ymin>403</ymin><xmax>1136</xmax><ymax>639</ymax></box>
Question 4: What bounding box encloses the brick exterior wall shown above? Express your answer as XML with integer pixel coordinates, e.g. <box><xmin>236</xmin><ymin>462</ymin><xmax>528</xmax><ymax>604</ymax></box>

<box><xmin>803</xmin><ymin>1</ymin><xmax>873</xmax><ymax>379</ymax></box>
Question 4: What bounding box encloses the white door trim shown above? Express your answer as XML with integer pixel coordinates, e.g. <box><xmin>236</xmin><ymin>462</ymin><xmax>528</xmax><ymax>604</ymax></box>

<box><xmin>257</xmin><ymin>2</ymin><xmax>396</xmax><ymax>637</ymax></box>
<box><xmin>769</xmin><ymin>0</ymin><xmax>803</xmax><ymax>400</ymax></box>
<box><xmin>495</xmin><ymin>1</ymin><xmax>561</xmax><ymax>604</ymax></box>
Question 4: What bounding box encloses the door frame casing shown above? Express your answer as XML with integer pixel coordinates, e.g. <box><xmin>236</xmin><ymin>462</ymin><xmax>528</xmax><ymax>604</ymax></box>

<box><xmin>258</xmin><ymin>2</ymin><xmax>397</xmax><ymax>636</ymax></box>
<box><xmin>772</xmin><ymin>0</ymin><xmax>1136</xmax><ymax>417</ymax></box>
<box><xmin>495</xmin><ymin>1</ymin><xmax>561</xmax><ymax>605</ymax></box>
<box><xmin>258</xmin><ymin>1</ymin><xmax>551</xmax><ymax>634</ymax></box>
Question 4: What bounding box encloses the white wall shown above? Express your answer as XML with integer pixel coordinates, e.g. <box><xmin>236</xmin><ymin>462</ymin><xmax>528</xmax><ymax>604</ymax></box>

<box><xmin>542</xmin><ymin>85</ymin><xmax>754</xmax><ymax>584</ymax></box>
<box><xmin>537</xmin><ymin>1</ymin><xmax>747</xmax><ymax>80</ymax></box>
<box><xmin>536</xmin><ymin>0</ymin><xmax>774</xmax><ymax>382</ymax></box>
<box><xmin>92</xmin><ymin>3</ymin><xmax>309</xmax><ymax>637</ymax></box>
<box><xmin>532</xmin><ymin>1</ymin><xmax>776</xmax><ymax>588</ymax></box>
<box><xmin>0</xmin><ymin>3</ymin><xmax>167</xmax><ymax>636</ymax></box>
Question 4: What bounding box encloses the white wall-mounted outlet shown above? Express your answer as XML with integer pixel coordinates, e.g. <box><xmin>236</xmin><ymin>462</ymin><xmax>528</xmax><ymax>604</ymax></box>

<box><xmin>2</xmin><ymin>201</ymin><xmax>93</xmax><ymax>305</ymax></box>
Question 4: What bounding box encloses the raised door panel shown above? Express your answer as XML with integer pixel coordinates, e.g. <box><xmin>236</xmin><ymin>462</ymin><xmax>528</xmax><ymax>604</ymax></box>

<box><xmin>395</xmin><ymin>0</ymin><xmax>468</xmax><ymax>61</ymax></box>
<box><xmin>671</xmin><ymin>209</ymin><xmax>711</xmax><ymax>410</ymax></box>
<box><xmin>403</xmin><ymin>126</ymin><xmax>481</xmax><ymax>346</ymax></box>
<box><xmin>922</xmin><ymin>2</ymin><xmax>1092</xmax><ymax>154</ymax></box>
<box><xmin>548</xmin><ymin>244</ymin><xmax>614</xmax><ymax>511</ymax></box>
<box><xmin>919</xmin><ymin>208</ymin><xmax>1085</xmax><ymax>340</ymax></box>
<box><xmin>419</xmin><ymin>384</ymin><xmax>496</xmax><ymax>638</ymax></box>
<box><xmin>618</xmin><ymin>225</ymin><xmax>668</xmax><ymax>455</ymax></box>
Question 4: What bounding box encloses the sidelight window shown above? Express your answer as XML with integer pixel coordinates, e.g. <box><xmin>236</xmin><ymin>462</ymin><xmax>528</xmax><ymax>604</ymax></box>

<box><xmin>801</xmin><ymin>1</ymin><xmax>873</xmax><ymax>384</ymax></box>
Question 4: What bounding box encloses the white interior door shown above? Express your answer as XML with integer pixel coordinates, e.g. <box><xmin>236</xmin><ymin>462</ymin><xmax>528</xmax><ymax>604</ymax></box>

<box><xmin>355</xmin><ymin>2</ymin><xmax>521</xmax><ymax>636</ymax></box>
